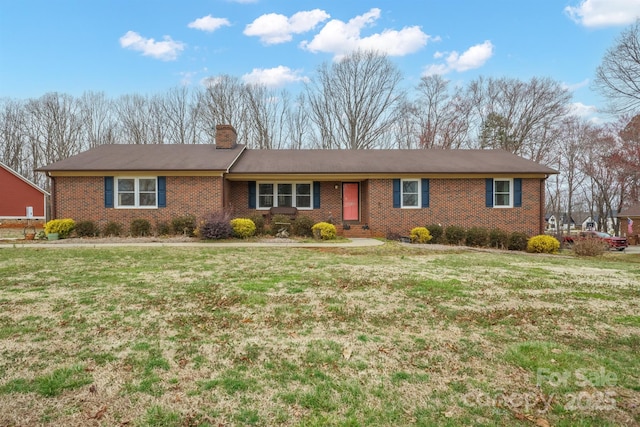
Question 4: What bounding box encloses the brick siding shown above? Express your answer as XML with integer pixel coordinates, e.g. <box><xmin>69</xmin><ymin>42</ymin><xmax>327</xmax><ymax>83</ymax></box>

<box><xmin>54</xmin><ymin>176</ymin><xmax>223</xmax><ymax>229</ymax></box>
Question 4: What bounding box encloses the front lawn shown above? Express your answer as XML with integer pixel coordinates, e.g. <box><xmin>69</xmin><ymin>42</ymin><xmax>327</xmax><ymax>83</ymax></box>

<box><xmin>0</xmin><ymin>244</ymin><xmax>638</xmax><ymax>426</ymax></box>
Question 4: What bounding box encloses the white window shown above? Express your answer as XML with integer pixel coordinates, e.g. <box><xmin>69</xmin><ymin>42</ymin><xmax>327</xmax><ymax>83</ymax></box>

<box><xmin>494</xmin><ymin>178</ymin><xmax>512</xmax><ymax>208</ymax></box>
<box><xmin>401</xmin><ymin>179</ymin><xmax>420</xmax><ymax>208</ymax></box>
<box><xmin>116</xmin><ymin>177</ymin><xmax>157</xmax><ymax>208</ymax></box>
<box><xmin>257</xmin><ymin>182</ymin><xmax>312</xmax><ymax>209</ymax></box>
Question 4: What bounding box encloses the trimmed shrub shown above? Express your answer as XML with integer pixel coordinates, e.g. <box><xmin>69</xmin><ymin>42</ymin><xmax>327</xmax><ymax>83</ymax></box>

<box><xmin>156</xmin><ymin>221</ymin><xmax>172</xmax><ymax>236</ymax></box>
<box><xmin>426</xmin><ymin>224</ymin><xmax>443</xmax><ymax>244</ymax></box>
<box><xmin>312</xmin><ymin>222</ymin><xmax>337</xmax><ymax>240</ymax></box>
<box><xmin>250</xmin><ymin>215</ymin><xmax>265</xmax><ymax>235</ymax></box>
<box><xmin>102</xmin><ymin>221</ymin><xmax>123</xmax><ymax>237</ymax></box>
<box><xmin>410</xmin><ymin>227</ymin><xmax>432</xmax><ymax>244</ymax></box>
<box><xmin>444</xmin><ymin>225</ymin><xmax>466</xmax><ymax>245</ymax></box>
<box><xmin>231</xmin><ymin>218</ymin><xmax>256</xmax><ymax>238</ymax></box>
<box><xmin>292</xmin><ymin>215</ymin><xmax>315</xmax><ymax>237</ymax></box>
<box><xmin>171</xmin><ymin>214</ymin><xmax>197</xmax><ymax>236</ymax></box>
<box><xmin>75</xmin><ymin>220</ymin><xmax>99</xmax><ymax>238</ymax></box>
<box><xmin>199</xmin><ymin>211</ymin><xmax>233</xmax><ymax>240</ymax></box>
<box><xmin>573</xmin><ymin>238</ymin><xmax>607</xmax><ymax>257</ymax></box>
<box><xmin>465</xmin><ymin>227</ymin><xmax>490</xmax><ymax>247</ymax></box>
<box><xmin>507</xmin><ymin>232</ymin><xmax>529</xmax><ymax>251</ymax></box>
<box><xmin>44</xmin><ymin>219</ymin><xmax>76</xmax><ymax>239</ymax></box>
<box><xmin>527</xmin><ymin>235</ymin><xmax>560</xmax><ymax>254</ymax></box>
<box><xmin>489</xmin><ymin>228</ymin><xmax>509</xmax><ymax>249</ymax></box>
<box><xmin>130</xmin><ymin>219</ymin><xmax>152</xmax><ymax>237</ymax></box>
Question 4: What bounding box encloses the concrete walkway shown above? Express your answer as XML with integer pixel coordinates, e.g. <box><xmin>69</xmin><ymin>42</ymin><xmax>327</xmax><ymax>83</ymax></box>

<box><xmin>0</xmin><ymin>237</ymin><xmax>385</xmax><ymax>249</ymax></box>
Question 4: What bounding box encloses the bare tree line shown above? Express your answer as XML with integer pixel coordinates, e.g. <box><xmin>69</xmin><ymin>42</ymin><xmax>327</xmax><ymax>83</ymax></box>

<box><xmin>1</xmin><ymin>48</ymin><xmax>638</xmax><ymax>234</ymax></box>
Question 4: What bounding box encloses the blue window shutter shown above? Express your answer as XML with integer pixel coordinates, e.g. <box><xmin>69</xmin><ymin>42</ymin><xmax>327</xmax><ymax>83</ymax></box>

<box><xmin>393</xmin><ymin>179</ymin><xmax>401</xmax><ymax>208</ymax></box>
<box><xmin>514</xmin><ymin>178</ymin><xmax>522</xmax><ymax>207</ymax></box>
<box><xmin>158</xmin><ymin>176</ymin><xmax>166</xmax><ymax>208</ymax></box>
<box><xmin>104</xmin><ymin>177</ymin><xmax>114</xmax><ymax>208</ymax></box>
<box><xmin>248</xmin><ymin>181</ymin><xmax>256</xmax><ymax>209</ymax></box>
<box><xmin>313</xmin><ymin>181</ymin><xmax>320</xmax><ymax>209</ymax></box>
<box><xmin>485</xmin><ymin>178</ymin><xmax>493</xmax><ymax>207</ymax></box>
<box><xmin>421</xmin><ymin>178</ymin><xmax>430</xmax><ymax>208</ymax></box>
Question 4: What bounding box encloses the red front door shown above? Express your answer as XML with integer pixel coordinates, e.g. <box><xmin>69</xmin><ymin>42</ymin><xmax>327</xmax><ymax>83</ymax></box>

<box><xmin>342</xmin><ymin>183</ymin><xmax>359</xmax><ymax>221</ymax></box>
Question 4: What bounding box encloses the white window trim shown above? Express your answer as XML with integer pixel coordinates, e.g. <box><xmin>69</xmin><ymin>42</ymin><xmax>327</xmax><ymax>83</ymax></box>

<box><xmin>401</xmin><ymin>179</ymin><xmax>421</xmax><ymax>209</ymax></box>
<box><xmin>493</xmin><ymin>178</ymin><xmax>513</xmax><ymax>208</ymax></box>
<box><xmin>256</xmin><ymin>181</ymin><xmax>313</xmax><ymax>210</ymax></box>
<box><xmin>115</xmin><ymin>177</ymin><xmax>158</xmax><ymax>209</ymax></box>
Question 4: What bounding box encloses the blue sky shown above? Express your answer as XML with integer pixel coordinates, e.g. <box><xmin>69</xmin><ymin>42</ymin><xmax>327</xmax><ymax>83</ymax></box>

<box><xmin>1</xmin><ymin>0</ymin><xmax>639</xmax><ymax>121</ymax></box>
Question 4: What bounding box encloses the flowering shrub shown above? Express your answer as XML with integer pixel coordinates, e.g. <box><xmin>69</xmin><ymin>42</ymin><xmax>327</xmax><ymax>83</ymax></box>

<box><xmin>312</xmin><ymin>222</ymin><xmax>337</xmax><ymax>240</ymax></box>
<box><xmin>231</xmin><ymin>218</ymin><xmax>256</xmax><ymax>238</ymax></box>
<box><xmin>410</xmin><ymin>227</ymin><xmax>432</xmax><ymax>244</ymax></box>
<box><xmin>527</xmin><ymin>235</ymin><xmax>560</xmax><ymax>254</ymax></box>
<box><xmin>44</xmin><ymin>219</ymin><xmax>75</xmax><ymax>238</ymax></box>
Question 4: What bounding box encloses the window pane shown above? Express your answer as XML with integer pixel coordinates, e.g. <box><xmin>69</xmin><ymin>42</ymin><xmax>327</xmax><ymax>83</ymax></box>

<box><xmin>118</xmin><ymin>179</ymin><xmax>134</xmax><ymax>192</ymax></box>
<box><xmin>296</xmin><ymin>183</ymin><xmax>310</xmax><ymax>195</ymax></box>
<box><xmin>403</xmin><ymin>180</ymin><xmax>418</xmax><ymax>193</ymax></box>
<box><xmin>403</xmin><ymin>194</ymin><xmax>418</xmax><ymax>207</ymax></box>
<box><xmin>139</xmin><ymin>178</ymin><xmax>156</xmax><ymax>192</ymax></box>
<box><xmin>278</xmin><ymin>183</ymin><xmax>292</xmax><ymax>195</ymax></box>
<box><xmin>139</xmin><ymin>193</ymin><xmax>156</xmax><ymax>206</ymax></box>
<box><xmin>495</xmin><ymin>194</ymin><xmax>510</xmax><ymax>206</ymax></box>
<box><xmin>278</xmin><ymin>195</ymin><xmax>293</xmax><ymax>207</ymax></box>
<box><xmin>259</xmin><ymin>183</ymin><xmax>273</xmax><ymax>195</ymax></box>
<box><xmin>495</xmin><ymin>180</ymin><xmax>510</xmax><ymax>193</ymax></box>
<box><xmin>296</xmin><ymin>195</ymin><xmax>311</xmax><ymax>208</ymax></box>
<box><xmin>119</xmin><ymin>193</ymin><xmax>135</xmax><ymax>206</ymax></box>
<box><xmin>259</xmin><ymin>195</ymin><xmax>273</xmax><ymax>208</ymax></box>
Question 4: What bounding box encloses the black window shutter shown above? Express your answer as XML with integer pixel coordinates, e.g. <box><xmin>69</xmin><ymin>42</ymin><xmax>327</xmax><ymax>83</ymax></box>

<box><xmin>485</xmin><ymin>178</ymin><xmax>493</xmax><ymax>207</ymax></box>
<box><xmin>514</xmin><ymin>178</ymin><xmax>522</xmax><ymax>207</ymax></box>
<box><xmin>248</xmin><ymin>181</ymin><xmax>256</xmax><ymax>209</ymax></box>
<box><xmin>104</xmin><ymin>177</ymin><xmax>114</xmax><ymax>208</ymax></box>
<box><xmin>421</xmin><ymin>178</ymin><xmax>430</xmax><ymax>208</ymax></box>
<box><xmin>393</xmin><ymin>179</ymin><xmax>401</xmax><ymax>208</ymax></box>
<box><xmin>158</xmin><ymin>176</ymin><xmax>166</xmax><ymax>207</ymax></box>
<box><xmin>313</xmin><ymin>181</ymin><xmax>320</xmax><ymax>209</ymax></box>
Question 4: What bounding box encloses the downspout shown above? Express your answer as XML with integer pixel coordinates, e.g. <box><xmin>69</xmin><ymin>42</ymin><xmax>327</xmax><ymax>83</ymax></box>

<box><xmin>540</xmin><ymin>176</ymin><xmax>546</xmax><ymax>235</ymax></box>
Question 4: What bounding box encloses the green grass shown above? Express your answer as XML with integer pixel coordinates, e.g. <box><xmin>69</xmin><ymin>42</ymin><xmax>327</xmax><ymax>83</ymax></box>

<box><xmin>0</xmin><ymin>244</ymin><xmax>638</xmax><ymax>426</ymax></box>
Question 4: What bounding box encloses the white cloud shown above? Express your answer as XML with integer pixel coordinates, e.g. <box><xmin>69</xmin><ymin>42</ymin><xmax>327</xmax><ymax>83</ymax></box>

<box><xmin>565</xmin><ymin>0</ymin><xmax>640</xmax><ymax>28</ymax></box>
<box><xmin>570</xmin><ymin>102</ymin><xmax>598</xmax><ymax>118</ymax></box>
<box><xmin>423</xmin><ymin>41</ymin><xmax>494</xmax><ymax>75</ymax></box>
<box><xmin>562</xmin><ymin>78</ymin><xmax>590</xmax><ymax>92</ymax></box>
<box><xmin>244</xmin><ymin>9</ymin><xmax>330</xmax><ymax>44</ymax></box>
<box><xmin>242</xmin><ymin>66</ymin><xmax>309</xmax><ymax>87</ymax></box>
<box><xmin>301</xmin><ymin>8</ymin><xmax>430</xmax><ymax>58</ymax></box>
<box><xmin>119</xmin><ymin>31</ymin><xmax>185</xmax><ymax>61</ymax></box>
<box><xmin>188</xmin><ymin>15</ymin><xmax>231</xmax><ymax>32</ymax></box>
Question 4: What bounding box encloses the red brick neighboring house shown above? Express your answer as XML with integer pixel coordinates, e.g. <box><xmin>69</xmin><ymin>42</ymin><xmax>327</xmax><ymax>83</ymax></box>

<box><xmin>617</xmin><ymin>203</ymin><xmax>640</xmax><ymax>244</ymax></box>
<box><xmin>0</xmin><ymin>161</ymin><xmax>48</xmax><ymax>224</ymax></box>
<box><xmin>38</xmin><ymin>125</ymin><xmax>557</xmax><ymax>237</ymax></box>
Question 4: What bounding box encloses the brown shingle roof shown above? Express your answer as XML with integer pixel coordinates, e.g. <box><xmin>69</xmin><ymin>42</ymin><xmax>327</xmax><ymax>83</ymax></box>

<box><xmin>37</xmin><ymin>144</ymin><xmax>245</xmax><ymax>172</ymax></box>
<box><xmin>229</xmin><ymin>149</ymin><xmax>557</xmax><ymax>175</ymax></box>
<box><xmin>618</xmin><ymin>203</ymin><xmax>640</xmax><ymax>217</ymax></box>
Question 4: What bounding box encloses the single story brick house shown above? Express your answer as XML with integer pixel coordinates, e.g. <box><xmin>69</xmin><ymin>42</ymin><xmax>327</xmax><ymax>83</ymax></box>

<box><xmin>38</xmin><ymin>125</ymin><xmax>557</xmax><ymax>237</ymax></box>
<box><xmin>1</xmin><ymin>161</ymin><xmax>48</xmax><ymax>225</ymax></box>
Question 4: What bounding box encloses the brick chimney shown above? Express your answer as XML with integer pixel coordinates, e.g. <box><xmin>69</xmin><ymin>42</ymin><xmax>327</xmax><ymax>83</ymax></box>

<box><xmin>215</xmin><ymin>125</ymin><xmax>237</xmax><ymax>149</ymax></box>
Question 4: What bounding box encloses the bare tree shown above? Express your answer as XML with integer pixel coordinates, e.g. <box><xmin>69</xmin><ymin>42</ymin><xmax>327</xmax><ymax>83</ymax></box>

<box><xmin>116</xmin><ymin>94</ymin><xmax>153</xmax><ymax>144</ymax></box>
<box><xmin>79</xmin><ymin>91</ymin><xmax>118</xmax><ymax>148</ymax></box>
<box><xmin>0</xmin><ymin>99</ymin><xmax>28</xmax><ymax>175</ymax></box>
<box><xmin>285</xmin><ymin>93</ymin><xmax>311</xmax><ymax>149</ymax></box>
<box><xmin>198</xmin><ymin>75</ymin><xmax>249</xmax><ymax>145</ymax></box>
<box><xmin>243</xmin><ymin>85</ymin><xmax>292</xmax><ymax>149</ymax></box>
<box><xmin>593</xmin><ymin>20</ymin><xmax>640</xmax><ymax>115</ymax></box>
<box><xmin>160</xmin><ymin>87</ymin><xmax>203</xmax><ymax>144</ymax></box>
<box><xmin>467</xmin><ymin>76</ymin><xmax>570</xmax><ymax>163</ymax></box>
<box><xmin>412</xmin><ymin>75</ymin><xmax>470</xmax><ymax>149</ymax></box>
<box><xmin>305</xmin><ymin>50</ymin><xmax>405</xmax><ymax>149</ymax></box>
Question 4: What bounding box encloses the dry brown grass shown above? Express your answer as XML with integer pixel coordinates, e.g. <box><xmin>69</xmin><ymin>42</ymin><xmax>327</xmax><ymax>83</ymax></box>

<box><xmin>0</xmin><ymin>243</ymin><xmax>638</xmax><ymax>426</ymax></box>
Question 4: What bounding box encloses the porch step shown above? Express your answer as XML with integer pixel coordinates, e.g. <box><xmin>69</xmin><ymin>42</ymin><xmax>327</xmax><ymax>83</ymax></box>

<box><xmin>340</xmin><ymin>226</ymin><xmax>373</xmax><ymax>238</ymax></box>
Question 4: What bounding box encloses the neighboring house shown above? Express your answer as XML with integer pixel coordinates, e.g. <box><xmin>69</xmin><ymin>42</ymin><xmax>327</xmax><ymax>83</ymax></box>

<box><xmin>617</xmin><ymin>202</ymin><xmax>640</xmax><ymax>239</ymax></box>
<box><xmin>0</xmin><ymin>161</ymin><xmax>48</xmax><ymax>223</ymax></box>
<box><xmin>545</xmin><ymin>213</ymin><xmax>576</xmax><ymax>232</ymax></box>
<box><xmin>37</xmin><ymin>125</ymin><xmax>557</xmax><ymax>237</ymax></box>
